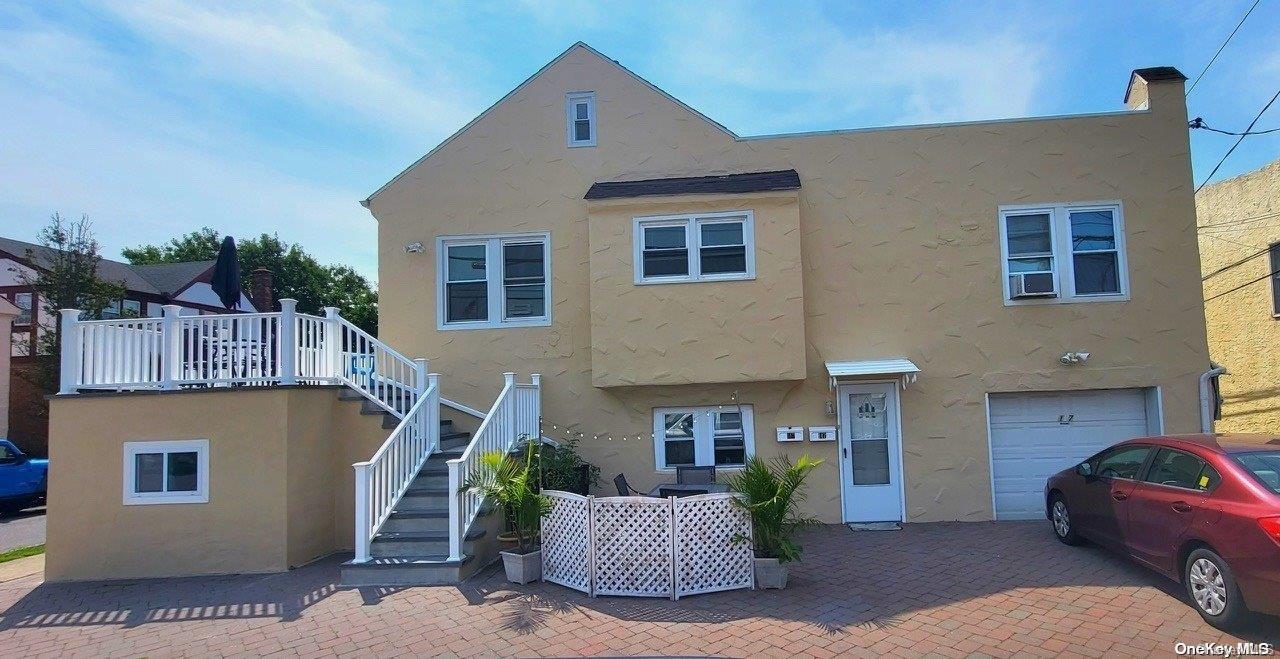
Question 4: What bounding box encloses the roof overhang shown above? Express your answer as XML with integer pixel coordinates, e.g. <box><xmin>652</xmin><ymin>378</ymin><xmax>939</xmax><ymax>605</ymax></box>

<box><xmin>825</xmin><ymin>358</ymin><xmax>920</xmax><ymax>390</ymax></box>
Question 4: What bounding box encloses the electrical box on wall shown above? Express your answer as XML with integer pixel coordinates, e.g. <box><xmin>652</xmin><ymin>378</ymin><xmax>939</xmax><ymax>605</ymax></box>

<box><xmin>809</xmin><ymin>426</ymin><xmax>837</xmax><ymax>442</ymax></box>
<box><xmin>776</xmin><ymin>426</ymin><xmax>805</xmax><ymax>442</ymax></box>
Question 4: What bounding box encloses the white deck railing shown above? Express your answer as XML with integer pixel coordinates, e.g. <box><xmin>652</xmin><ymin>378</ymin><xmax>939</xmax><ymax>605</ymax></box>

<box><xmin>447</xmin><ymin>372</ymin><xmax>541</xmax><ymax>561</ymax></box>
<box><xmin>352</xmin><ymin>373</ymin><xmax>441</xmax><ymax>562</ymax></box>
<box><xmin>59</xmin><ymin>298</ymin><xmax>423</xmax><ymax>418</ymax></box>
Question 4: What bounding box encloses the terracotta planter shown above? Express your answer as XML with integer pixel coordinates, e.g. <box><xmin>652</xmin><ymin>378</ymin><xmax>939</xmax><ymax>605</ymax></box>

<box><xmin>753</xmin><ymin>557</ymin><xmax>788</xmax><ymax>589</ymax></box>
<box><xmin>501</xmin><ymin>549</ymin><xmax>542</xmax><ymax>584</ymax></box>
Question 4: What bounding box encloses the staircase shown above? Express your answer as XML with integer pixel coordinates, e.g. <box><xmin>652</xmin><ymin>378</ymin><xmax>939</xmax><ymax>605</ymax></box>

<box><xmin>338</xmin><ymin>390</ymin><xmax>497</xmax><ymax>586</ymax></box>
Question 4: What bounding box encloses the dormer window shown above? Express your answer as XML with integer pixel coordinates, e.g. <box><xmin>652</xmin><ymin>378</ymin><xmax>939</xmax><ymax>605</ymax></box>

<box><xmin>566</xmin><ymin>92</ymin><xmax>596</xmax><ymax>147</ymax></box>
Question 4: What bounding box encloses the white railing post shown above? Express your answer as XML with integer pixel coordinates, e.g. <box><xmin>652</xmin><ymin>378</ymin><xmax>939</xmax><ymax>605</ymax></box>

<box><xmin>503</xmin><ymin>372</ymin><xmax>516</xmax><ymax>443</ymax></box>
<box><xmin>447</xmin><ymin>459</ymin><xmax>464</xmax><ymax>561</ymax></box>
<box><xmin>279</xmin><ymin>298</ymin><xmax>297</xmax><ymax>385</ymax></box>
<box><xmin>160</xmin><ymin>304</ymin><xmax>182</xmax><ymax>390</ymax></box>
<box><xmin>323</xmin><ymin>307</ymin><xmax>341</xmax><ymax>384</ymax></box>
<box><xmin>414</xmin><ymin>358</ymin><xmax>428</xmax><ymax>395</ymax></box>
<box><xmin>353</xmin><ymin>461</ymin><xmax>371</xmax><ymax>562</ymax></box>
<box><xmin>425</xmin><ymin>372</ymin><xmax>440</xmax><ymax>447</ymax></box>
<box><xmin>531</xmin><ymin>373</ymin><xmax>542</xmax><ymax>441</ymax></box>
<box><xmin>58</xmin><ymin>309</ymin><xmax>81</xmax><ymax>394</ymax></box>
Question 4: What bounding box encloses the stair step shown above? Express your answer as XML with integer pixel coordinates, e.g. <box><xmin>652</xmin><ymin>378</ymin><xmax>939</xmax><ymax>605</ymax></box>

<box><xmin>403</xmin><ymin>485</ymin><xmax>449</xmax><ymax>497</ymax></box>
<box><xmin>340</xmin><ymin>554</ymin><xmax>473</xmax><ymax>586</ymax></box>
<box><xmin>374</xmin><ymin>527</ymin><xmax>485</xmax><ymax>543</ymax></box>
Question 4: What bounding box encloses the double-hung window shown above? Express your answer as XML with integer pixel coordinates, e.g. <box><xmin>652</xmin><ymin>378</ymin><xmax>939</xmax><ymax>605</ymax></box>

<box><xmin>634</xmin><ymin>211</ymin><xmax>755</xmax><ymax>283</ymax></box>
<box><xmin>1270</xmin><ymin>243</ymin><xmax>1280</xmax><ymax>317</ymax></box>
<box><xmin>653</xmin><ymin>405</ymin><xmax>755</xmax><ymax>470</ymax></box>
<box><xmin>999</xmin><ymin>202</ymin><xmax>1127</xmax><ymax>304</ymax></box>
<box><xmin>566</xmin><ymin>92</ymin><xmax>596</xmax><ymax>147</ymax></box>
<box><xmin>437</xmin><ymin>233</ymin><xmax>551</xmax><ymax>329</ymax></box>
<box><xmin>123</xmin><ymin>439</ymin><xmax>209</xmax><ymax>505</ymax></box>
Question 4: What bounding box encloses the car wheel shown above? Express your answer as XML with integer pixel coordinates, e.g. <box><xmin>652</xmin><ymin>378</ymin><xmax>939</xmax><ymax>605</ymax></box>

<box><xmin>1050</xmin><ymin>495</ymin><xmax>1082</xmax><ymax>545</ymax></box>
<box><xmin>1185</xmin><ymin>548</ymin><xmax>1247</xmax><ymax>628</ymax></box>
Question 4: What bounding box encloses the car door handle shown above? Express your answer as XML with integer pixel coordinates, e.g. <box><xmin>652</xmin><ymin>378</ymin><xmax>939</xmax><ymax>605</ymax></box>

<box><xmin>1111</xmin><ymin>491</ymin><xmax>1129</xmax><ymax>501</ymax></box>
<box><xmin>1171</xmin><ymin>501</ymin><xmax>1193</xmax><ymax>513</ymax></box>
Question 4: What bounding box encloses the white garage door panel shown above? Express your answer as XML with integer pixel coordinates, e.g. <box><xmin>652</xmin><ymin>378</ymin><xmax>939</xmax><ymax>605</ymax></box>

<box><xmin>990</xmin><ymin>389</ymin><xmax>1150</xmax><ymax>520</ymax></box>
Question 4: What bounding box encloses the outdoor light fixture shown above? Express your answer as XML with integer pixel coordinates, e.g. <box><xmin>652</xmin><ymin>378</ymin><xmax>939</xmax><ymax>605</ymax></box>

<box><xmin>405</xmin><ymin>241</ymin><xmax>424</xmax><ymax>253</ymax></box>
<box><xmin>1060</xmin><ymin>351</ymin><xmax>1091</xmax><ymax>365</ymax></box>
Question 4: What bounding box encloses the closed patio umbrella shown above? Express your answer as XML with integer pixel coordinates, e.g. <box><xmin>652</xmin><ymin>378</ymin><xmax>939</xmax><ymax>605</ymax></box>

<box><xmin>210</xmin><ymin>236</ymin><xmax>242</xmax><ymax>310</ymax></box>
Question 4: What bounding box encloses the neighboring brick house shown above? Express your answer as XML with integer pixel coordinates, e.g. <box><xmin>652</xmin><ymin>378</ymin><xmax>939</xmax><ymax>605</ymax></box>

<box><xmin>1197</xmin><ymin>158</ymin><xmax>1280</xmax><ymax>433</ymax></box>
<box><xmin>1</xmin><ymin>235</ymin><xmax>266</xmax><ymax>455</ymax></box>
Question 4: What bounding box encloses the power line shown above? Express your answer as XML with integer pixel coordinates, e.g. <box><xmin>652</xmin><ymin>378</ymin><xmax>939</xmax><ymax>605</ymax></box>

<box><xmin>1189</xmin><ymin>117</ymin><xmax>1280</xmax><ymax>136</ymax></box>
<box><xmin>1197</xmin><ymin>209</ymin><xmax>1280</xmax><ymax>232</ymax></box>
<box><xmin>1204</xmin><ymin>266</ymin><xmax>1278</xmax><ymax>302</ymax></box>
<box><xmin>1195</xmin><ymin>88</ymin><xmax>1280</xmax><ymax>194</ymax></box>
<box><xmin>1202</xmin><ymin>244</ymin><xmax>1272</xmax><ymax>280</ymax></box>
<box><xmin>1186</xmin><ymin>0</ymin><xmax>1263</xmax><ymax>97</ymax></box>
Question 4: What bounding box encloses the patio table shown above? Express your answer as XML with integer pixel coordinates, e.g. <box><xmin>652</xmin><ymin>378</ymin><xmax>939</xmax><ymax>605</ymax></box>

<box><xmin>647</xmin><ymin>483</ymin><xmax>729</xmax><ymax>496</ymax></box>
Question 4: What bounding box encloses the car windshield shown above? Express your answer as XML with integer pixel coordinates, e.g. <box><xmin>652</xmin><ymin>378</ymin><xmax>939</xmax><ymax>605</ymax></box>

<box><xmin>1234</xmin><ymin>451</ymin><xmax>1280</xmax><ymax>494</ymax></box>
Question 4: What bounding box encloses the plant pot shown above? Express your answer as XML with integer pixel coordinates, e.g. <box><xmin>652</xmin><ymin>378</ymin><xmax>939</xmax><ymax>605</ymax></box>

<box><xmin>501</xmin><ymin>549</ymin><xmax>542</xmax><ymax>584</ymax></box>
<box><xmin>753</xmin><ymin>557</ymin><xmax>788</xmax><ymax>589</ymax></box>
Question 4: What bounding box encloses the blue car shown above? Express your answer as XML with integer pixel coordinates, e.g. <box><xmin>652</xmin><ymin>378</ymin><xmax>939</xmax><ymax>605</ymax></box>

<box><xmin>0</xmin><ymin>440</ymin><xmax>47</xmax><ymax>514</ymax></box>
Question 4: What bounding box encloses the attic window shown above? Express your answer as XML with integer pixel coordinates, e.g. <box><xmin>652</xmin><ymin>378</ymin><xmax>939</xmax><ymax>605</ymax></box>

<box><xmin>566</xmin><ymin>92</ymin><xmax>596</xmax><ymax>147</ymax></box>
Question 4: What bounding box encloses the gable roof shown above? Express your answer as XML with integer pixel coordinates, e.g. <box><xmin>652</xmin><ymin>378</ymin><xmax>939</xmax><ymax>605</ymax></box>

<box><xmin>362</xmin><ymin>41</ymin><xmax>736</xmax><ymax>207</ymax></box>
<box><xmin>585</xmin><ymin>170</ymin><xmax>801</xmax><ymax>200</ymax></box>
<box><xmin>0</xmin><ymin>235</ymin><xmax>214</xmax><ymax>296</ymax></box>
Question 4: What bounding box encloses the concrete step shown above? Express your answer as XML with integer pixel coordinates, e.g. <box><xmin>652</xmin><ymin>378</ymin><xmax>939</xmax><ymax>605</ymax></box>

<box><xmin>340</xmin><ymin>554</ymin><xmax>473</xmax><ymax>587</ymax></box>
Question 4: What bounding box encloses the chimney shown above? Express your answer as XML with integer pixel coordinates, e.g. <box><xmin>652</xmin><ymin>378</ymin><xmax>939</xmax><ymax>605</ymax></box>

<box><xmin>250</xmin><ymin>268</ymin><xmax>274</xmax><ymax>312</ymax></box>
<box><xmin>1124</xmin><ymin>66</ymin><xmax>1187</xmax><ymax>111</ymax></box>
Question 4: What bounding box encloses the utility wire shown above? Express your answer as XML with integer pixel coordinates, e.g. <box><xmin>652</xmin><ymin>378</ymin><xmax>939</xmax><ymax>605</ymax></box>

<box><xmin>1186</xmin><ymin>0</ymin><xmax>1263</xmax><ymax>97</ymax></box>
<box><xmin>1202</xmin><ymin>244</ymin><xmax>1272</xmax><ymax>280</ymax></box>
<box><xmin>1205</xmin><ymin>266</ymin><xmax>1279</xmax><ymax>302</ymax></box>
<box><xmin>1195</xmin><ymin>89</ymin><xmax>1280</xmax><ymax>194</ymax></box>
<box><xmin>1197</xmin><ymin>209</ymin><xmax>1280</xmax><ymax>232</ymax></box>
<box><xmin>1189</xmin><ymin>117</ymin><xmax>1280</xmax><ymax>136</ymax></box>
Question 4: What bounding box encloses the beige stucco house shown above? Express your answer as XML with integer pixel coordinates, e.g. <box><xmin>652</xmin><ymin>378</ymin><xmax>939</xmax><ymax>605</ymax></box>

<box><xmin>1197</xmin><ymin>158</ymin><xmax>1280</xmax><ymax>432</ymax></box>
<box><xmin>44</xmin><ymin>43</ymin><xmax>1212</xmax><ymax>583</ymax></box>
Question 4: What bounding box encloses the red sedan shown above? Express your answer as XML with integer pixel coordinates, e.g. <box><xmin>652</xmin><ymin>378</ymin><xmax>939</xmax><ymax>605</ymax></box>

<box><xmin>1045</xmin><ymin>434</ymin><xmax>1280</xmax><ymax>628</ymax></box>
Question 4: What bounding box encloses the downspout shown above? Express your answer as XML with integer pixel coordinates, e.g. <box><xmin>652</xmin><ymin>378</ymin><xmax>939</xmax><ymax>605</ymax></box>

<box><xmin>1199</xmin><ymin>363</ymin><xmax>1228</xmax><ymax>434</ymax></box>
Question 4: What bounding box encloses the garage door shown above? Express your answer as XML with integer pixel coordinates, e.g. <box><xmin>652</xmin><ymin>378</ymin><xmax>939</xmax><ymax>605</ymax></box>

<box><xmin>989</xmin><ymin>389</ymin><xmax>1152</xmax><ymax>520</ymax></box>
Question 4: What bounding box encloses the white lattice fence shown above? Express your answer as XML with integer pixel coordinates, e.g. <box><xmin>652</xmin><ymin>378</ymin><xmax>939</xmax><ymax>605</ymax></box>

<box><xmin>673</xmin><ymin>494</ymin><xmax>754</xmax><ymax>597</ymax></box>
<box><xmin>541</xmin><ymin>491</ymin><xmax>592</xmax><ymax>593</ymax></box>
<box><xmin>539</xmin><ymin>491</ymin><xmax>753</xmax><ymax>600</ymax></box>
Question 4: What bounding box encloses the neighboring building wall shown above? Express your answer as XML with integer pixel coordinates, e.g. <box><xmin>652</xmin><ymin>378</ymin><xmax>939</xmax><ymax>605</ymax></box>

<box><xmin>0</xmin><ymin>298</ymin><xmax>16</xmax><ymax>436</ymax></box>
<box><xmin>1197</xmin><ymin>158</ymin><xmax>1280</xmax><ymax>433</ymax></box>
<box><xmin>371</xmin><ymin>48</ymin><xmax>1208</xmax><ymax>522</ymax></box>
<box><xmin>45</xmin><ymin>387</ymin><xmax>387</xmax><ymax>581</ymax></box>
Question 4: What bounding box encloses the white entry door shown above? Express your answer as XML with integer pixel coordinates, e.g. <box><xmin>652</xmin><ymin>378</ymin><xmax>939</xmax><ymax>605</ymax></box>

<box><xmin>839</xmin><ymin>382</ymin><xmax>904</xmax><ymax>523</ymax></box>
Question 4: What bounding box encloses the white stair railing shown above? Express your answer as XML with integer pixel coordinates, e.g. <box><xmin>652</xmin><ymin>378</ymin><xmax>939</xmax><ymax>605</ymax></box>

<box><xmin>329</xmin><ymin>311</ymin><xmax>422</xmax><ymax>417</ymax></box>
<box><xmin>351</xmin><ymin>372</ymin><xmax>440</xmax><ymax>563</ymax></box>
<box><xmin>447</xmin><ymin>373</ymin><xmax>541</xmax><ymax>561</ymax></box>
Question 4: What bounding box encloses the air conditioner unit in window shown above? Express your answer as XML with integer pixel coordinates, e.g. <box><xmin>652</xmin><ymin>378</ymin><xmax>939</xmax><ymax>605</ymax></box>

<box><xmin>1009</xmin><ymin>272</ymin><xmax>1057</xmax><ymax>298</ymax></box>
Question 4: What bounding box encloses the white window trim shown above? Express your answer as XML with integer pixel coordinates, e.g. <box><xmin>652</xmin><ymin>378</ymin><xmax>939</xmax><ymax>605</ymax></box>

<box><xmin>436</xmin><ymin>232</ymin><xmax>552</xmax><ymax>331</ymax></box>
<box><xmin>566</xmin><ymin>91</ymin><xmax>596</xmax><ymax>148</ymax></box>
<box><xmin>998</xmin><ymin>201</ymin><xmax>1129</xmax><ymax>305</ymax></box>
<box><xmin>123</xmin><ymin>439</ymin><xmax>209</xmax><ymax>505</ymax></box>
<box><xmin>633</xmin><ymin>210</ymin><xmax>757</xmax><ymax>284</ymax></box>
<box><xmin>652</xmin><ymin>405</ymin><xmax>755</xmax><ymax>472</ymax></box>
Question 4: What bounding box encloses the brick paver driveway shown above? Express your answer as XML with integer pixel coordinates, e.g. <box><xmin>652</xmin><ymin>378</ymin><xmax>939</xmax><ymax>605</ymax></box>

<box><xmin>1</xmin><ymin>522</ymin><xmax>1275</xmax><ymax>657</ymax></box>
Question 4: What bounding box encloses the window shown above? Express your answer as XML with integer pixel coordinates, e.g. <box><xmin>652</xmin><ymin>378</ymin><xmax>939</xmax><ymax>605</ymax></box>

<box><xmin>634</xmin><ymin>212</ymin><xmax>755</xmax><ymax>283</ymax></box>
<box><xmin>653</xmin><ymin>405</ymin><xmax>754</xmax><ymax>470</ymax></box>
<box><xmin>13</xmin><ymin>293</ymin><xmax>32</xmax><ymax>325</ymax></box>
<box><xmin>999</xmin><ymin>202</ymin><xmax>1127</xmax><ymax>303</ymax></box>
<box><xmin>1234</xmin><ymin>451</ymin><xmax>1280</xmax><ymax>494</ymax></box>
<box><xmin>436</xmin><ymin>233</ymin><xmax>550</xmax><ymax>330</ymax></box>
<box><xmin>1092</xmin><ymin>445</ymin><xmax>1151</xmax><ymax>480</ymax></box>
<box><xmin>123</xmin><ymin>440</ymin><xmax>209</xmax><ymax>505</ymax></box>
<box><xmin>566</xmin><ymin>92</ymin><xmax>596</xmax><ymax>147</ymax></box>
<box><xmin>122</xmin><ymin>299</ymin><xmax>142</xmax><ymax>317</ymax></box>
<box><xmin>1270</xmin><ymin>243</ymin><xmax>1280</xmax><ymax>317</ymax></box>
<box><xmin>1143</xmin><ymin>448</ymin><xmax>1216</xmax><ymax>491</ymax></box>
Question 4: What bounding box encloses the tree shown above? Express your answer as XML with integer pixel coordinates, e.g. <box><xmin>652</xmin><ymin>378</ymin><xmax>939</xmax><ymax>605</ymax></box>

<box><xmin>123</xmin><ymin>228</ymin><xmax>379</xmax><ymax>334</ymax></box>
<box><xmin>16</xmin><ymin>213</ymin><xmax>126</xmax><ymax>391</ymax></box>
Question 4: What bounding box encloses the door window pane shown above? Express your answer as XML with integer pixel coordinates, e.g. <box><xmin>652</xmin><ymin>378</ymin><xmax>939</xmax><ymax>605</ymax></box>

<box><xmin>1095</xmin><ymin>446</ymin><xmax>1150</xmax><ymax>480</ymax></box>
<box><xmin>1144</xmin><ymin>449</ymin><xmax>1205</xmax><ymax>489</ymax></box>
<box><xmin>848</xmin><ymin>394</ymin><xmax>888</xmax><ymax>439</ymax></box>
<box><xmin>503</xmin><ymin>242</ymin><xmax>546</xmax><ymax>319</ymax></box>
<box><xmin>1006</xmin><ymin>214</ymin><xmax>1052</xmax><ymax>255</ymax></box>
<box><xmin>167</xmin><ymin>452</ymin><xmax>199</xmax><ymax>492</ymax></box>
<box><xmin>851</xmin><ymin>439</ymin><xmax>890</xmax><ymax>485</ymax></box>
<box><xmin>1073</xmin><ymin>252</ymin><xmax>1120</xmax><ymax>294</ymax></box>
<box><xmin>135</xmin><ymin>453</ymin><xmax>164</xmax><ymax>493</ymax></box>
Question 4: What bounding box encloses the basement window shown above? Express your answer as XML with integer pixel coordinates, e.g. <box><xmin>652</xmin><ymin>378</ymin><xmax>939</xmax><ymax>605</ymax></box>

<box><xmin>566</xmin><ymin>92</ymin><xmax>596</xmax><ymax>147</ymax></box>
<box><xmin>123</xmin><ymin>439</ymin><xmax>209</xmax><ymax>505</ymax></box>
<box><xmin>653</xmin><ymin>405</ymin><xmax>755</xmax><ymax>470</ymax></box>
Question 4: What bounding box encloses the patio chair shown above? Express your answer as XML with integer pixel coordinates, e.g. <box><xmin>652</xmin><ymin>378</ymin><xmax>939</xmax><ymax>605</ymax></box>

<box><xmin>613</xmin><ymin>473</ymin><xmax>646</xmax><ymax>497</ymax></box>
<box><xmin>659</xmin><ymin>487</ymin><xmax>708</xmax><ymax>498</ymax></box>
<box><xmin>676</xmin><ymin>465</ymin><xmax>716</xmax><ymax>485</ymax></box>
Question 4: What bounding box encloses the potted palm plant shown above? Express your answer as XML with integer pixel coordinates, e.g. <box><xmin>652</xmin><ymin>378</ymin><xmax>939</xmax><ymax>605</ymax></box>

<box><xmin>726</xmin><ymin>454</ymin><xmax>823</xmax><ymax>589</ymax></box>
<box><xmin>463</xmin><ymin>440</ymin><xmax>550</xmax><ymax>584</ymax></box>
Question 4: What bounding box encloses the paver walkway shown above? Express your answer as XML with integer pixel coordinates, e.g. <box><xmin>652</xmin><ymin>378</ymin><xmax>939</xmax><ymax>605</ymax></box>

<box><xmin>0</xmin><ymin>522</ymin><xmax>1275</xmax><ymax>657</ymax></box>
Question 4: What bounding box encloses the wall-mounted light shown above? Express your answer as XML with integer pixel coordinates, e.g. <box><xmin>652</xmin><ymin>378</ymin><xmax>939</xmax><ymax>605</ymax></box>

<box><xmin>1060</xmin><ymin>351</ymin><xmax>1091</xmax><ymax>365</ymax></box>
<box><xmin>824</xmin><ymin>400</ymin><xmax>837</xmax><ymax>417</ymax></box>
<box><xmin>405</xmin><ymin>241</ymin><xmax>424</xmax><ymax>253</ymax></box>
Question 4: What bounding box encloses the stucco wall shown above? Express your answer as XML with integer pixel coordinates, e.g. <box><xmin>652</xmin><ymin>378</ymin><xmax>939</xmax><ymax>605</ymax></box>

<box><xmin>587</xmin><ymin>191</ymin><xmax>806</xmax><ymax>387</ymax></box>
<box><xmin>1197</xmin><ymin>158</ymin><xmax>1280</xmax><ymax>433</ymax></box>
<box><xmin>0</xmin><ymin>298</ymin><xmax>17</xmax><ymax>436</ymax></box>
<box><xmin>370</xmin><ymin>46</ymin><xmax>1209</xmax><ymax>522</ymax></box>
<box><xmin>45</xmin><ymin>387</ymin><xmax>386</xmax><ymax>581</ymax></box>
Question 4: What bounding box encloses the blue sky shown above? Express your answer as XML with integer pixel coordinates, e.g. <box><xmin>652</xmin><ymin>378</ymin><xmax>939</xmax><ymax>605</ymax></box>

<box><xmin>1</xmin><ymin>1</ymin><xmax>1277</xmax><ymax>281</ymax></box>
